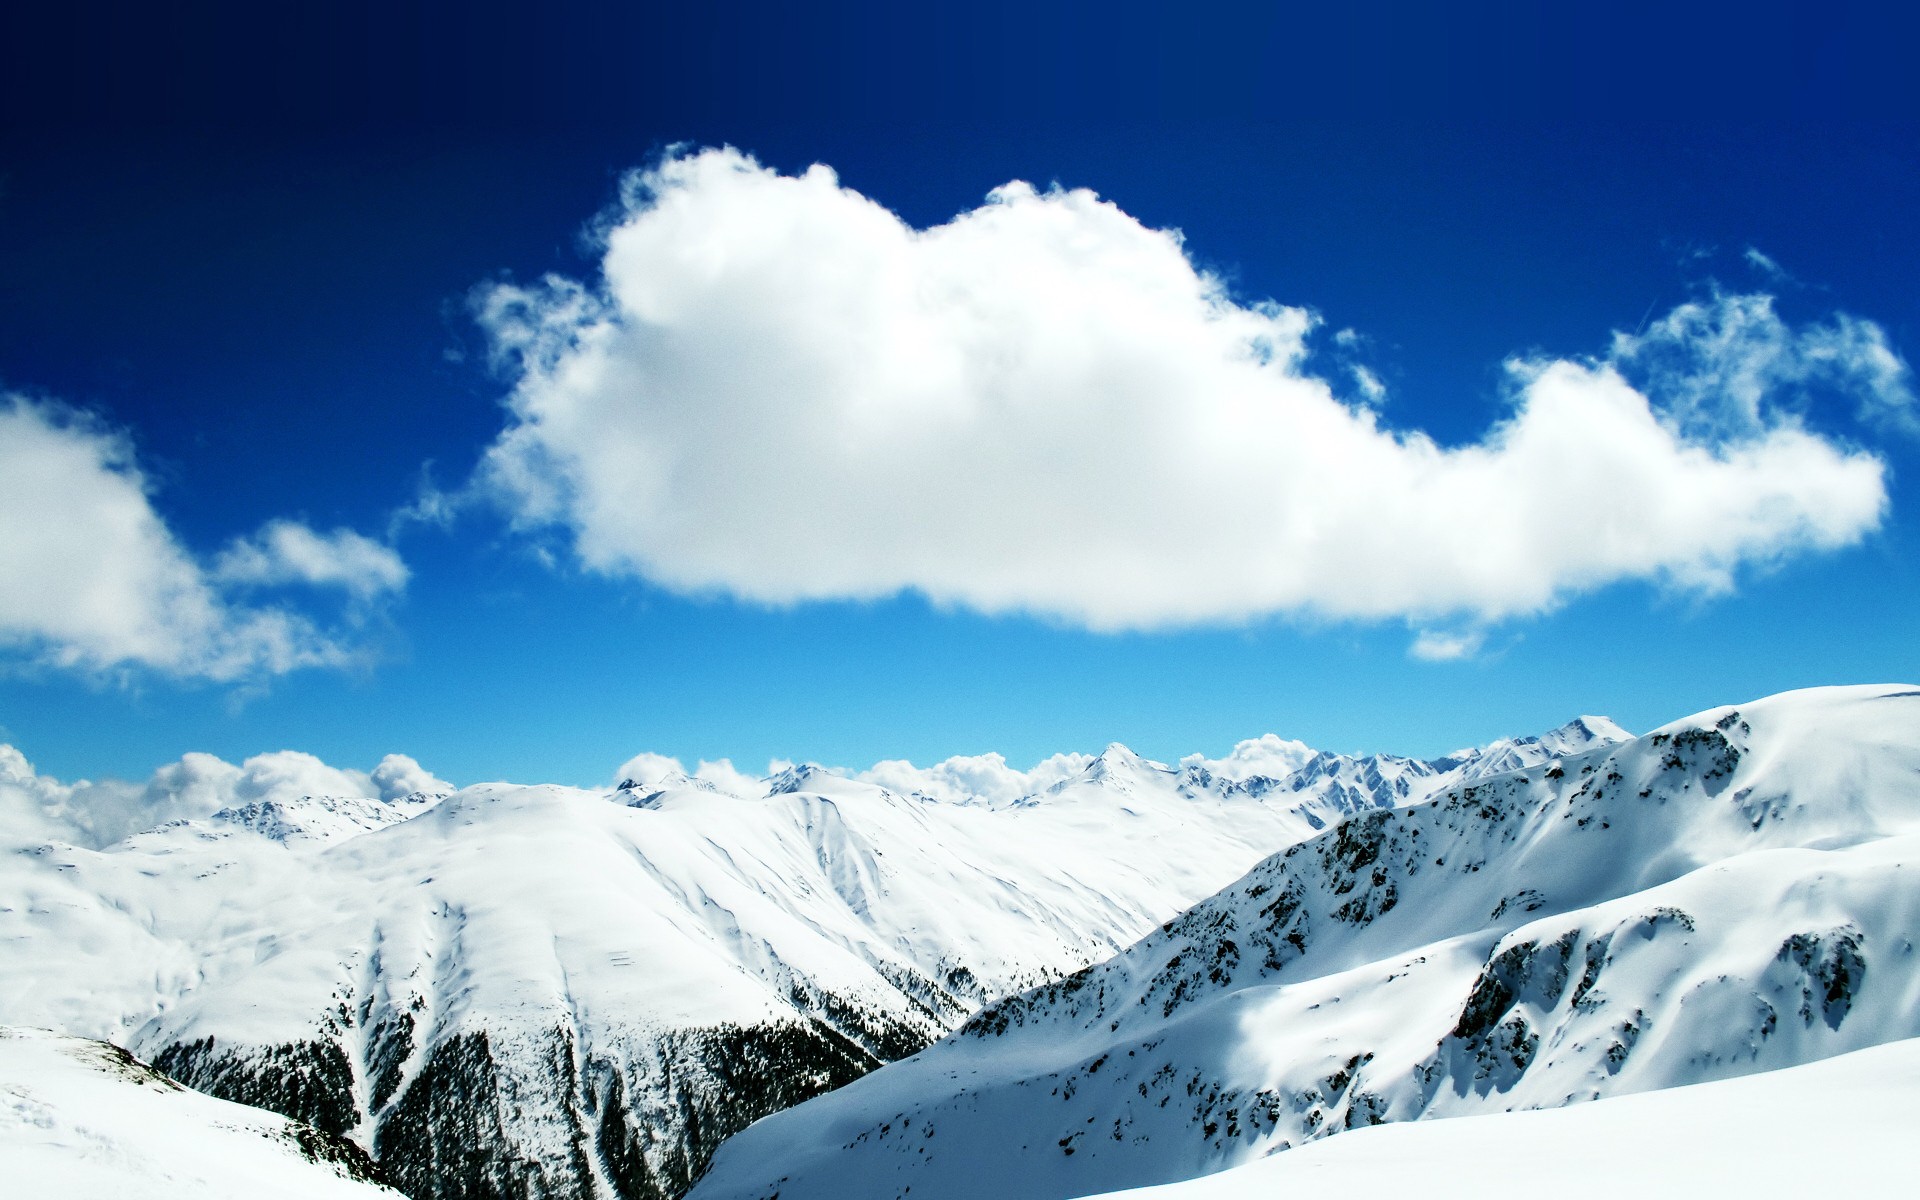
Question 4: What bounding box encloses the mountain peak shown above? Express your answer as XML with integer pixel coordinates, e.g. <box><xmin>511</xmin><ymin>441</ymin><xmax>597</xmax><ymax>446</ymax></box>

<box><xmin>208</xmin><ymin>791</ymin><xmax>435</xmax><ymax>845</ymax></box>
<box><xmin>764</xmin><ymin>762</ymin><xmax>842</xmax><ymax>796</ymax></box>
<box><xmin>1541</xmin><ymin>714</ymin><xmax>1633</xmax><ymax>753</ymax></box>
<box><xmin>1082</xmin><ymin>743</ymin><xmax>1172</xmax><ymax>784</ymax></box>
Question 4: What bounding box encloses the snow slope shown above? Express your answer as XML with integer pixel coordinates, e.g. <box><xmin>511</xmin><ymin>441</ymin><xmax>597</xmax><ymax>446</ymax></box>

<box><xmin>1080</xmin><ymin>1035</ymin><xmax>1920</xmax><ymax>1199</ymax></box>
<box><xmin>689</xmin><ymin>685</ymin><xmax>1920</xmax><ymax>1200</ymax></box>
<box><xmin>0</xmin><ymin>1025</ymin><xmax>400</xmax><ymax>1199</ymax></box>
<box><xmin>0</xmin><ymin>722</ymin><xmax>1603</xmax><ymax>1200</ymax></box>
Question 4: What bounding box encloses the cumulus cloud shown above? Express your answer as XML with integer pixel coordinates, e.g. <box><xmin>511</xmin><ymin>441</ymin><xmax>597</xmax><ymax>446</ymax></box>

<box><xmin>0</xmin><ymin>742</ymin><xmax>455</xmax><ymax>848</ymax></box>
<box><xmin>1180</xmin><ymin>733</ymin><xmax>1316</xmax><ymax>781</ymax></box>
<box><xmin>139</xmin><ymin>751</ymin><xmax>245</xmax><ymax>823</ymax></box>
<box><xmin>613</xmin><ymin>750</ymin><xmax>685</xmax><ymax>790</ymax></box>
<box><xmin>0</xmin><ymin>397</ymin><xmax>408</xmax><ymax>679</ymax></box>
<box><xmin>225</xmin><ymin>750</ymin><xmax>375</xmax><ymax>805</ymax></box>
<box><xmin>858</xmin><ymin>750</ymin><xmax>1094</xmax><ymax>803</ymax></box>
<box><xmin>214</xmin><ymin>520</ymin><xmax>408</xmax><ymax>599</ymax></box>
<box><xmin>0</xmin><ymin>744</ymin><xmax>88</xmax><ymax>845</ymax></box>
<box><xmin>684</xmin><ymin>758</ymin><xmax>764</xmax><ymax>797</ymax></box>
<box><xmin>370</xmin><ymin>753</ymin><xmax>454</xmax><ymax>800</ymax></box>
<box><xmin>612</xmin><ymin>750</ymin><xmax>765</xmax><ymax>796</ymax></box>
<box><xmin>475</xmin><ymin>148</ymin><xmax>1897</xmax><ymax>634</ymax></box>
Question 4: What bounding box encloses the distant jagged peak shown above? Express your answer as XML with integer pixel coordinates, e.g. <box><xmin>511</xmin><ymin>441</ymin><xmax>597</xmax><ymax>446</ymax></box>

<box><xmin>1177</xmin><ymin>714</ymin><xmax>1630</xmax><ymax>819</ymax></box>
<box><xmin>616</xmin><ymin>768</ymin><xmax>758</xmax><ymax>811</ymax></box>
<box><xmin>1066</xmin><ymin>744</ymin><xmax>1176</xmax><ymax>791</ymax></box>
<box><xmin>1540</xmin><ymin>713</ymin><xmax>1634</xmax><ymax>752</ymax></box>
<box><xmin>206</xmin><ymin>789</ymin><xmax>444</xmax><ymax>845</ymax></box>
<box><xmin>763</xmin><ymin>761</ymin><xmax>852</xmax><ymax>797</ymax></box>
<box><xmin>1444</xmin><ymin>713</ymin><xmax>1635</xmax><ymax>785</ymax></box>
<box><xmin>1180</xmin><ymin>733</ymin><xmax>1317</xmax><ymax>789</ymax></box>
<box><xmin>1290</xmin><ymin>746</ymin><xmax>1434</xmax><ymax>782</ymax></box>
<box><xmin>616</xmin><ymin>769</ymin><xmax>724</xmax><ymax>799</ymax></box>
<box><xmin>1092</xmin><ymin>741</ymin><xmax>1166</xmax><ymax>771</ymax></box>
<box><xmin>597</xmin><ymin>716</ymin><xmax>1637</xmax><ymax>815</ymax></box>
<box><xmin>382</xmin><ymin>788</ymin><xmax>449</xmax><ymax>807</ymax></box>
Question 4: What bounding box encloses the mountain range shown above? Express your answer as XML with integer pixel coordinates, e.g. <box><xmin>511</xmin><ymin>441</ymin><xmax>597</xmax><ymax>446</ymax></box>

<box><xmin>7</xmin><ymin>688</ymin><xmax>1916</xmax><ymax>1198</ymax></box>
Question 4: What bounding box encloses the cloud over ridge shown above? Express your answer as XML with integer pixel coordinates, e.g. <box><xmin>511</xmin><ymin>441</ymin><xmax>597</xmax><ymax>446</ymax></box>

<box><xmin>479</xmin><ymin>147</ymin><xmax>1899</xmax><ymax>633</ymax></box>
<box><xmin>0</xmin><ymin>741</ymin><xmax>453</xmax><ymax>849</ymax></box>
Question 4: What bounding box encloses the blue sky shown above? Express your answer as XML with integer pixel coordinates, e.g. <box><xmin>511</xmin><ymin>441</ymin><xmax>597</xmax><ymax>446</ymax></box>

<box><xmin>2</xmin><ymin>3</ymin><xmax>1918</xmax><ymax>786</ymax></box>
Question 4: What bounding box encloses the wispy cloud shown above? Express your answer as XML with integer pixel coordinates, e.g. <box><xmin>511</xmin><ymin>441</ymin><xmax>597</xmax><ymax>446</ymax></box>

<box><xmin>1610</xmin><ymin>285</ymin><xmax>1917</xmax><ymax>441</ymax></box>
<box><xmin>474</xmin><ymin>147</ymin><xmax>1898</xmax><ymax>636</ymax></box>
<box><xmin>1743</xmin><ymin>246</ymin><xmax>1791</xmax><ymax>282</ymax></box>
<box><xmin>1408</xmin><ymin>627</ymin><xmax>1488</xmax><ymax>662</ymax></box>
<box><xmin>0</xmin><ymin>396</ymin><xmax>408</xmax><ymax>681</ymax></box>
<box><xmin>215</xmin><ymin>520</ymin><xmax>408</xmax><ymax>600</ymax></box>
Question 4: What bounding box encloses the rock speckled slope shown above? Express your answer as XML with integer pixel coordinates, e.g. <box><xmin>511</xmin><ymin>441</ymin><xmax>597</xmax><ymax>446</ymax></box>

<box><xmin>1078</xmin><ymin>1036</ymin><xmax>1920</xmax><ymax>1199</ymax></box>
<box><xmin>688</xmin><ymin>685</ymin><xmax>1920</xmax><ymax>1200</ymax></box>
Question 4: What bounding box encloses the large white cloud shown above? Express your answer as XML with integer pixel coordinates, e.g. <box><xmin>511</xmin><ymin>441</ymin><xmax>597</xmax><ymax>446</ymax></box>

<box><xmin>0</xmin><ymin>397</ymin><xmax>406</xmax><ymax>679</ymax></box>
<box><xmin>478</xmin><ymin>147</ymin><xmax>1897</xmax><ymax>635</ymax></box>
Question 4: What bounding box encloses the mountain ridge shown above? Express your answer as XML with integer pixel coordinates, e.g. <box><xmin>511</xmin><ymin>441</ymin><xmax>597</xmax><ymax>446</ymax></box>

<box><xmin>687</xmin><ymin>684</ymin><xmax>1920</xmax><ymax>1200</ymax></box>
<box><xmin>0</xmin><ymin>713</ymin><xmax>1622</xmax><ymax>1199</ymax></box>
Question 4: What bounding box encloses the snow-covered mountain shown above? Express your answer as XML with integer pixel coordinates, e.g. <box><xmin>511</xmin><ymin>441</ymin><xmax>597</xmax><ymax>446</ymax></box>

<box><xmin>0</xmin><ymin>721</ymin><xmax>1603</xmax><ymax>1200</ymax></box>
<box><xmin>689</xmin><ymin>685</ymin><xmax>1920</xmax><ymax>1200</ymax></box>
<box><xmin>0</xmin><ymin>1025</ymin><xmax>401</xmax><ymax>1199</ymax></box>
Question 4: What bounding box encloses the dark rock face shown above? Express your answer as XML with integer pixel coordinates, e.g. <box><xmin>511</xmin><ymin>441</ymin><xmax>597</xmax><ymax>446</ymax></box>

<box><xmin>373</xmin><ymin>1030</ymin><xmax>546</xmax><ymax>1200</ymax></box>
<box><xmin>150</xmin><ymin>1034</ymin><xmax>393</xmax><ymax>1188</ymax></box>
<box><xmin>1432</xmin><ymin>931</ymin><xmax>1577</xmax><ymax>1096</ymax></box>
<box><xmin>1773</xmin><ymin>928</ymin><xmax>1867</xmax><ymax>1030</ymax></box>
<box><xmin>154</xmin><ymin>1014</ymin><xmax>903</xmax><ymax>1200</ymax></box>
<box><xmin>639</xmin><ymin>1022</ymin><xmax>881</xmax><ymax>1198</ymax></box>
<box><xmin>283</xmin><ymin>1122</ymin><xmax>391</xmax><ymax>1187</ymax></box>
<box><xmin>156</xmin><ymin>1035</ymin><xmax>359</xmax><ymax>1136</ymax></box>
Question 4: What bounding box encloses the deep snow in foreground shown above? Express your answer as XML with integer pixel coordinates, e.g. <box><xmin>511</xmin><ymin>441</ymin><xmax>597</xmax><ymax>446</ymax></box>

<box><xmin>1080</xmin><ymin>1035</ymin><xmax>1920</xmax><ymax>1199</ymax></box>
<box><xmin>690</xmin><ymin>685</ymin><xmax>1920</xmax><ymax>1200</ymax></box>
<box><xmin>0</xmin><ymin>1025</ymin><xmax>399</xmax><ymax>1199</ymax></box>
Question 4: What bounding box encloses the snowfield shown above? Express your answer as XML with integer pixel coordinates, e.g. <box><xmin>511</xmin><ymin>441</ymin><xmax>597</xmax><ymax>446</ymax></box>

<box><xmin>0</xmin><ymin>1025</ymin><xmax>400</xmax><ymax>1198</ymax></box>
